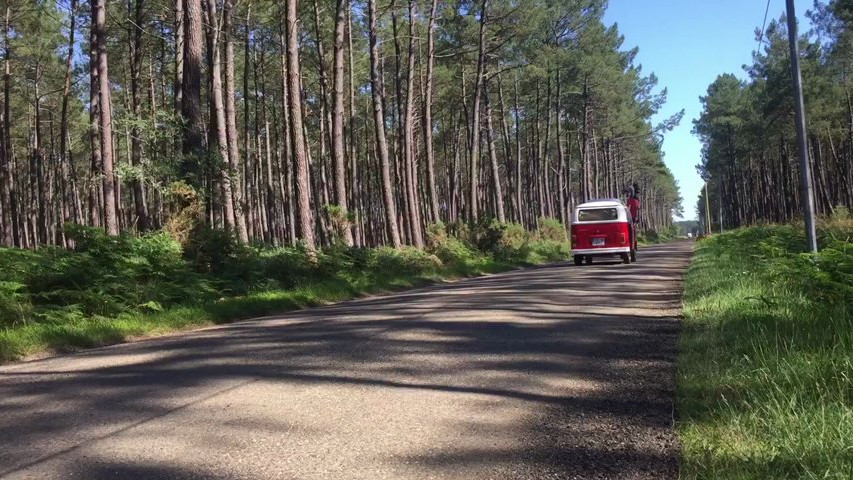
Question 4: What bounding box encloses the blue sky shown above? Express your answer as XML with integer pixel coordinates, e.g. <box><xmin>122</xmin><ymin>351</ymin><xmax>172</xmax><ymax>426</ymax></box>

<box><xmin>603</xmin><ymin>0</ymin><xmax>811</xmax><ymax>220</ymax></box>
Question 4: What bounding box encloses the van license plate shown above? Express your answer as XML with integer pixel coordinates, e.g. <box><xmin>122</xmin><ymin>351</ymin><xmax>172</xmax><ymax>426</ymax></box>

<box><xmin>592</xmin><ymin>237</ymin><xmax>605</xmax><ymax>247</ymax></box>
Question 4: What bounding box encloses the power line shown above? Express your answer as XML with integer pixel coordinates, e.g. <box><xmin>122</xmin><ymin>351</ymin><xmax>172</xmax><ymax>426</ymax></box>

<box><xmin>756</xmin><ymin>0</ymin><xmax>772</xmax><ymax>53</ymax></box>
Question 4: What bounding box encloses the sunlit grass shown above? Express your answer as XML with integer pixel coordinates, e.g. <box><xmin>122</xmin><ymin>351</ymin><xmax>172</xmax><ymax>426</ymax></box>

<box><xmin>0</xmin><ymin>250</ymin><xmax>525</xmax><ymax>362</ymax></box>
<box><xmin>677</xmin><ymin>223</ymin><xmax>853</xmax><ymax>479</ymax></box>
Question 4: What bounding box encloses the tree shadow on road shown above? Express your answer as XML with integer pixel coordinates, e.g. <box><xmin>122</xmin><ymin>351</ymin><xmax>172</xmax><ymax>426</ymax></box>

<box><xmin>0</xmin><ymin>244</ymin><xmax>692</xmax><ymax>479</ymax></box>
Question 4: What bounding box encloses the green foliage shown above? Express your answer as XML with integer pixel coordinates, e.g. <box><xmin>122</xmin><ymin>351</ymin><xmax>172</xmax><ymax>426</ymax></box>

<box><xmin>0</xmin><ymin>281</ymin><xmax>29</xmax><ymax>326</ymax></box>
<box><xmin>257</xmin><ymin>245</ymin><xmax>324</xmax><ymax>288</ymax></box>
<box><xmin>183</xmin><ymin>226</ymin><xmax>253</xmax><ymax>283</ymax></box>
<box><xmin>695</xmin><ymin>4</ymin><xmax>853</xmax><ymax>226</ymax></box>
<box><xmin>830</xmin><ymin>205</ymin><xmax>850</xmax><ymax>222</ymax></box>
<box><xmin>474</xmin><ymin>220</ymin><xmax>508</xmax><ymax>254</ymax></box>
<box><xmin>369</xmin><ymin>246</ymin><xmax>443</xmax><ymax>276</ymax></box>
<box><xmin>458</xmin><ymin>219</ymin><xmax>529</xmax><ymax>261</ymax></box>
<box><xmin>434</xmin><ymin>235</ymin><xmax>480</xmax><ymax>266</ymax></box>
<box><xmin>0</xmin><ymin>219</ymin><xmax>573</xmax><ymax>362</ymax></box>
<box><xmin>427</xmin><ymin>221</ymin><xmax>482</xmax><ymax>266</ymax></box>
<box><xmin>678</xmin><ymin>223</ymin><xmax>852</xmax><ymax>479</ymax></box>
<box><xmin>0</xmin><ymin>225</ymin><xmax>215</xmax><ymax>330</ymax></box>
<box><xmin>324</xmin><ymin>204</ymin><xmax>355</xmax><ymax>245</ymax></box>
<box><xmin>426</xmin><ymin>221</ymin><xmax>449</xmax><ymax>246</ymax></box>
<box><xmin>499</xmin><ymin>222</ymin><xmax>530</xmax><ymax>253</ymax></box>
<box><xmin>638</xmin><ymin>225</ymin><xmax>678</xmax><ymax>245</ymax></box>
<box><xmin>163</xmin><ymin>181</ymin><xmax>205</xmax><ymax>248</ymax></box>
<box><xmin>430</xmin><ymin>218</ymin><xmax>571</xmax><ymax>265</ymax></box>
<box><xmin>534</xmin><ymin>217</ymin><xmax>567</xmax><ymax>243</ymax></box>
<box><xmin>528</xmin><ymin>240</ymin><xmax>572</xmax><ymax>264</ymax></box>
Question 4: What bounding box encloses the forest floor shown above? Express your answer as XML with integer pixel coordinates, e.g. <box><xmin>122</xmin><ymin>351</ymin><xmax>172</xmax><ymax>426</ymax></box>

<box><xmin>677</xmin><ymin>220</ymin><xmax>852</xmax><ymax>479</ymax></box>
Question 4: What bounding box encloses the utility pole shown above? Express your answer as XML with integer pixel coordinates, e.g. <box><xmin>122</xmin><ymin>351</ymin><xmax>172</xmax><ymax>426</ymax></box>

<box><xmin>785</xmin><ymin>0</ymin><xmax>819</xmax><ymax>253</ymax></box>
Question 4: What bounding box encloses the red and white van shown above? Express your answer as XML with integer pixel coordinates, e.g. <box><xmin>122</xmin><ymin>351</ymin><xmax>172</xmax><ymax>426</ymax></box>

<box><xmin>570</xmin><ymin>199</ymin><xmax>637</xmax><ymax>265</ymax></box>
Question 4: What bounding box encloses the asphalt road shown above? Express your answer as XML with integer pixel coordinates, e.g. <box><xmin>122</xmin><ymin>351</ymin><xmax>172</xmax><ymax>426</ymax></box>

<box><xmin>0</xmin><ymin>241</ymin><xmax>693</xmax><ymax>480</ymax></box>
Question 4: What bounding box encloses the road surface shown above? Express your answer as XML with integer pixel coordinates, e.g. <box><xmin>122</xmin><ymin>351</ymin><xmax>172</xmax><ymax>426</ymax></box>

<box><xmin>0</xmin><ymin>242</ymin><xmax>692</xmax><ymax>480</ymax></box>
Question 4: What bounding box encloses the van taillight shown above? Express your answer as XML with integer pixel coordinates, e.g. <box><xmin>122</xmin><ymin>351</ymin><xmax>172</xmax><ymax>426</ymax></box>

<box><xmin>620</xmin><ymin>233</ymin><xmax>626</xmax><ymax>244</ymax></box>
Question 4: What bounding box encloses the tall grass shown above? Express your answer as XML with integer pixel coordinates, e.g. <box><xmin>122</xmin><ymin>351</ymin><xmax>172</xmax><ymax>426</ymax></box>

<box><xmin>0</xmin><ymin>219</ymin><xmax>572</xmax><ymax>362</ymax></box>
<box><xmin>678</xmin><ymin>221</ymin><xmax>852</xmax><ymax>479</ymax></box>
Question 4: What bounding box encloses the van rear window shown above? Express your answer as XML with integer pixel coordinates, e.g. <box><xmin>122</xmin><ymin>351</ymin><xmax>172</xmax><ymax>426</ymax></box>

<box><xmin>578</xmin><ymin>208</ymin><xmax>618</xmax><ymax>222</ymax></box>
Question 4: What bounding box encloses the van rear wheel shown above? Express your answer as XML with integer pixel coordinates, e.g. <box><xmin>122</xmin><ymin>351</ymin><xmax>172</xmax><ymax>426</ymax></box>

<box><xmin>621</xmin><ymin>253</ymin><xmax>630</xmax><ymax>264</ymax></box>
<box><xmin>573</xmin><ymin>255</ymin><xmax>583</xmax><ymax>266</ymax></box>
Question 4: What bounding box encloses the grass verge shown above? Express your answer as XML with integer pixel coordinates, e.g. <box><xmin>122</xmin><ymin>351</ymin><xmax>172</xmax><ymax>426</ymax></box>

<box><xmin>0</xmin><ymin>220</ymin><xmax>569</xmax><ymax>363</ymax></box>
<box><xmin>0</xmin><ymin>261</ymin><xmax>507</xmax><ymax>362</ymax></box>
<box><xmin>677</xmin><ymin>222</ymin><xmax>852</xmax><ymax>479</ymax></box>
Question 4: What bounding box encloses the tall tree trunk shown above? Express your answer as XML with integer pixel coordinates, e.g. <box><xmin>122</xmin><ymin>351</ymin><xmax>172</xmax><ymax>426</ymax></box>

<box><xmin>223</xmin><ymin>0</ymin><xmax>248</xmax><ymax>243</ymax></box>
<box><xmin>204</xmin><ymin>0</ymin><xmax>237</xmax><ymax>234</ymax></box>
<box><xmin>94</xmin><ymin>0</ymin><xmax>118</xmax><ymax>235</ymax></box>
<box><xmin>33</xmin><ymin>72</ymin><xmax>48</xmax><ymax>245</ymax></box>
<box><xmin>251</xmin><ymin>44</ymin><xmax>268</xmax><ymax>243</ymax></box>
<box><xmin>244</xmin><ymin>6</ymin><xmax>256</xmax><ymax>241</ymax></box>
<box><xmin>332</xmin><ymin>0</ymin><xmax>353</xmax><ymax>245</ymax></box>
<box><xmin>0</xmin><ymin>95</ymin><xmax>9</xmax><ymax>247</ymax></box>
<box><xmin>591</xmin><ymin>131</ymin><xmax>599</xmax><ymax>198</ymax></box>
<box><xmin>483</xmin><ymin>82</ymin><xmax>505</xmax><ymax>222</ymax></box>
<box><xmin>285</xmin><ymin>0</ymin><xmax>316</xmax><ymax>252</ymax></box>
<box><xmin>181</xmin><ymin>0</ymin><xmax>204</xmax><ymax>186</ymax></box>
<box><xmin>174</xmin><ymin>0</ymin><xmax>183</xmax><ymax>116</ymax></box>
<box><xmin>555</xmin><ymin>70</ymin><xmax>566</xmax><ymax>226</ymax></box>
<box><xmin>33</xmin><ymin>116</ymin><xmax>42</xmax><ymax>244</ymax></box>
<box><xmin>307</xmin><ymin>2</ymin><xmax>333</xmax><ymax>247</ymax></box>
<box><xmin>147</xmin><ymin>47</ymin><xmax>159</xmax><ymax>229</ymax></box>
<box><xmin>468</xmin><ymin>0</ymin><xmax>488</xmax><ymax>222</ymax></box>
<box><xmin>422</xmin><ymin>0</ymin><xmax>440</xmax><ymax>224</ymax></box>
<box><xmin>533</xmin><ymin>81</ymin><xmax>542</xmax><ymax>222</ymax></box>
<box><xmin>566</xmin><ymin>118</ymin><xmax>575</xmax><ymax>215</ymax></box>
<box><xmin>88</xmin><ymin>5</ymin><xmax>102</xmax><ymax>229</ymax></box>
<box><xmin>581</xmin><ymin>80</ymin><xmax>592</xmax><ymax>201</ymax></box>
<box><xmin>541</xmin><ymin>77</ymin><xmax>551</xmax><ymax>218</ymax></box>
<box><xmin>513</xmin><ymin>74</ymin><xmax>523</xmax><ymax>225</ymax></box>
<box><xmin>129</xmin><ymin>0</ymin><xmax>149</xmax><ymax>231</ymax></box>
<box><xmin>347</xmin><ymin>4</ymin><xmax>361</xmax><ymax>245</ymax></box>
<box><xmin>54</xmin><ymin>0</ymin><xmax>79</xmax><ymax>245</ymax></box>
<box><xmin>389</xmin><ymin>0</ymin><xmax>410</xmax><ymax>243</ymax></box>
<box><xmin>278</xmin><ymin>19</ymin><xmax>296</xmax><ymax>245</ymax></box>
<box><xmin>1</xmin><ymin>6</ymin><xmax>15</xmax><ymax>246</ymax></box>
<box><xmin>259</xmin><ymin>43</ymin><xmax>281</xmax><ymax>245</ymax></box>
<box><xmin>449</xmin><ymin>122</ymin><xmax>461</xmax><ymax>222</ymax></box>
<box><xmin>496</xmin><ymin>74</ymin><xmax>516</xmax><ymax>222</ymax></box>
<box><xmin>0</xmin><ymin>10</ymin><xmax>6</xmax><ymax>246</ymax></box>
<box><xmin>403</xmin><ymin>0</ymin><xmax>423</xmax><ymax>247</ymax></box>
<box><xmin>367</xmin><ymin>0</ymin><xmax>401</xmax><ymax>248</ymax></box>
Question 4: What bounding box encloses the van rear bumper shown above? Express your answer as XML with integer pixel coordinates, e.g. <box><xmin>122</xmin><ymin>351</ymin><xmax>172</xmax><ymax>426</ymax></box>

<box><xmin>571</xmin><ymin>247</ymin><xmax>630</xmax><ymax>256</ymax></box>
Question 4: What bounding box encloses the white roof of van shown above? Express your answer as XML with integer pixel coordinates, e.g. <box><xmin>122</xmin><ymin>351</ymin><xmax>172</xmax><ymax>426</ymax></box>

<box><xmin>577</xmin><ymin>198</ymin><xmax>624</xmax><ymax>208</ymax></box>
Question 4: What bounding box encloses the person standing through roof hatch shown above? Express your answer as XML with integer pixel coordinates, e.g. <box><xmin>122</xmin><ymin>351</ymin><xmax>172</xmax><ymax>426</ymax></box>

<box><xmin>626</xmin><ymin>185</ymin><xmax>640</xmax><ymax>253</ymax></box>
<box><xmin>627</xmin><ymin>184</ymin><xmax>640</xmax><ymax>223</ymax></box>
